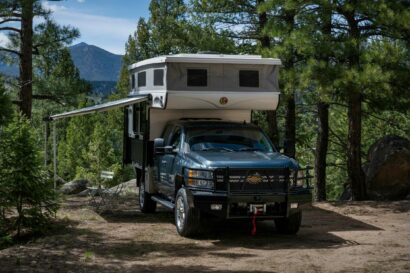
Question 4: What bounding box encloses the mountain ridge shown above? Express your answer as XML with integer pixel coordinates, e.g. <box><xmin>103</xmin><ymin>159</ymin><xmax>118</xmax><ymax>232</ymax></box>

<box><xmin>0</xmin><ymin>42</ymin><xmax>123</xmax><ymax>82</ymax></box>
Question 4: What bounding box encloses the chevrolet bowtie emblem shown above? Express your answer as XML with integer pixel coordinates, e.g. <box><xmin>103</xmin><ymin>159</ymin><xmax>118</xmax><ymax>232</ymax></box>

<box><xmin>247</xmin><ymin>174</ymin><xmax>262</xmax><ymax>184</ymax></box>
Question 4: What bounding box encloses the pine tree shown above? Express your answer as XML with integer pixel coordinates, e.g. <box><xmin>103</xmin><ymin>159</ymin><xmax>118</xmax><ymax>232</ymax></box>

<box><xmin>0</xmin><ymin>1</ymin><xmax>79</xmax><ymax>118</ymax></box>
<box><xmin>0</xmin><ymin>113</ymin><xmax>58</xmax><ymax>238</ymax></box>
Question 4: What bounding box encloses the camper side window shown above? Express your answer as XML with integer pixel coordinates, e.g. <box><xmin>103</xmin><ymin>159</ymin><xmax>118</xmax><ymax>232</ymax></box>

<box><xmin>154</xmin><ymin>69</ymin><xmax>164</xmax><ymax>86</ymax></box>
<box><xmin>239</xmin><ymin>70</ymin><xmax>259</xmax><ymax>87</ymax></box>
<box><xmin>131</xmin><ymin>74</ymin><xmax>135</xmax><ymax>89</ymax></box>
<box><xmin>187</xmin><ymin>69</ymin><xmax>207</xmax><ymax>87</ymax></box>
<box><xmin>137</xmin><ymin>71</ymin><xmax>146</xmax><ymax>87</ymax></box>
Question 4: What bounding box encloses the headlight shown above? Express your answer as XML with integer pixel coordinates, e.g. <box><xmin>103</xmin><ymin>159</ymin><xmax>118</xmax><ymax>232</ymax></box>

<box><xmin>184</xmin><ymin>168</ymin><xmax>214</xmax><ymax>189</ymax></box>
<box><xmin>185</xmin><ymin>169</ymin><xmax>213</xmax><ymax>180</ymax></box>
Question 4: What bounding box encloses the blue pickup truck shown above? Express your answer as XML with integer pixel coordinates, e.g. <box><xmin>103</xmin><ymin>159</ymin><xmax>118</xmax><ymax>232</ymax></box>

<box><xmin>138</xmin><ymin>119</ymin><xmax>312</xmax><ymax>236</ymax></box>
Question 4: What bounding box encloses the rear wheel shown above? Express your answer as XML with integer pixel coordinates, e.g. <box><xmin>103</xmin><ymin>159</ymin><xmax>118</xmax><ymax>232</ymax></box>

<box><xmin>274</xmin><ymin>210</ymin><xmax>302</xmax><ymax>234</ymax></box>
<box><xmin>139</xmin><ymin>180</ymin><xmax>156</xmax><ymax>213</ymax></box>
<box><xmin>175</xmin><ymin>188</ymin><xmax>200</xmax><ymax>237</ymax></box>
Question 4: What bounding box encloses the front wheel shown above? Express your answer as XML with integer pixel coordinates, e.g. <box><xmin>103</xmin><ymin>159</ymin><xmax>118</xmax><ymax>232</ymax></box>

<box><xmin>175</xmin><ymin>188</ymin><xmax>200</xmax><ymax>237</ymax></box>
<box><xmin>139</xmin><ymin>181</ymin><xmax>156</xmax><ymax>213</ymax></box>
<box><xmin>274</xmin><ymin>210</ymin><xmax>302</xmax><ymax>234</ymax></box>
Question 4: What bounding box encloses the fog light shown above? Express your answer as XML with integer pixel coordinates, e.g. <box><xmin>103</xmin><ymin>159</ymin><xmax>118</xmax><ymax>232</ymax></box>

<box><xmin>211</xmin><ymin>204</ymin><xmax>223</xmax><ymax>210</ymax></box>
<box><xmin>290</xmin><ymin>202</ymin><xmax>299</xmax><ymax>209</ymax></box>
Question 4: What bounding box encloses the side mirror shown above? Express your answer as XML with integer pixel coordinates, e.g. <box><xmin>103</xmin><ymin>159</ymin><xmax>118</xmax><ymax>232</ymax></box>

<box><xmin>154</xmin><ymin>138</ymin><xmax>164</xmax><ymax>154</ymax></box>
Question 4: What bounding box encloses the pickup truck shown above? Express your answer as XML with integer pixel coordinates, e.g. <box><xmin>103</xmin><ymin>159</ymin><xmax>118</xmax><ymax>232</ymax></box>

<box><xmin>139</xmin><ymin>119</ymin><xmax>312</xmax><ymax>237</ymax></box>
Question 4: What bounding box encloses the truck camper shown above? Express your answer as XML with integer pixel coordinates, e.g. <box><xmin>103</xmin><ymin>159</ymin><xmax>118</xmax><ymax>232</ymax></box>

<box><xmin>50</xmin><ymin>54</ymin><xmax>312</xmax><ymax>237</ymax></box>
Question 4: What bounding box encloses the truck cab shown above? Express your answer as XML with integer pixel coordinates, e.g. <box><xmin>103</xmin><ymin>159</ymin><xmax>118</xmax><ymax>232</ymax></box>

<box><xmin>139</xmin><ymin>119</ymin><xmax>311</xmax><ymax>236</ymax></box>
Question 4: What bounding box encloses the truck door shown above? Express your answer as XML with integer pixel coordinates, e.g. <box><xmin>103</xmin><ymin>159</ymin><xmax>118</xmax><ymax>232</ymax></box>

<box><xmin>158</xmin><ymin>127</ymin><xmax>181</xmax><ymax>199</ymax></box>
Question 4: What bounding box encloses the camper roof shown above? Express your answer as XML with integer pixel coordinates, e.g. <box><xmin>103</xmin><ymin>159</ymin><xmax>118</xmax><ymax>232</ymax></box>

<box><xmin>128</xmin><ymin>54</ymin><xmax>282</xmax><ymax>70</ymax></box>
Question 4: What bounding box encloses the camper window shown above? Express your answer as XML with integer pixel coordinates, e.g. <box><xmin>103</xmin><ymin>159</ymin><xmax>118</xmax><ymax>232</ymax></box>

<box><xmin>154</xmin><ymin>69</ymin><xmax>164</xmax><ymax>86</ymax></box>
<box><xmin>239</xmin><ymin>70</ymin><xmax>259</xmax><ymax>87</ymax></box>
<box><xmin>137</xmin><ymin>71</ymin><xmax>146</xmax><ymax>87</ymax></box>
<box><xmin>187</xmin><ymin>69</ymin><xmax>207</xmax><ymax>87</ymax></box>
<box><xmin>131</xmin><ymin>74</ymin><xmax>135</xmax><ymax>89</ymax></box>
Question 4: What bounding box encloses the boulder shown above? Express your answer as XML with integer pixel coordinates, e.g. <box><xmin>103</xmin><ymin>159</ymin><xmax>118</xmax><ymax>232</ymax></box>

<box><xmin>60</xmin><ymin>179</ymin><xmax>90</xmax><ymax>195</ymax></box>
<box><xmin>365</xmin><ymin>135</ymin><xmax>410</xmax><ymax>200</ymax></box>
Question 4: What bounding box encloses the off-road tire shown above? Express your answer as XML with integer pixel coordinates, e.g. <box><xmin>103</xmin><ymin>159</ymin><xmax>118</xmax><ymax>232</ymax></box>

<box><xmin>274</xmin><ymin>210</ymin><xmax>302</xmax><ymax>234</ymax></box>
<box><xmin>175</xmin><ymin>188</ymin><xmax>200</xmax><ymax>237</ymax></box>
<box><xmin>139</xmin><ymin>181</ymin><xmax>156</xmax><ymax>213</ymax></box>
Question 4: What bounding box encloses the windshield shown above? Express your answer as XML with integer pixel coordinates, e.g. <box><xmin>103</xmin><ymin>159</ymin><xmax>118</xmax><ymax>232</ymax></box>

<box><xmin>186</xmin><ymin>127</ymin><xmax>274</xmax><ymax>152</ymax></box>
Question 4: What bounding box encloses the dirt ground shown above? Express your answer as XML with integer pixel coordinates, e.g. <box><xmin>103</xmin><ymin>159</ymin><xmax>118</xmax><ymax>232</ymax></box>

<box><xmin>1</xmin><ymin>191</ymin><xmax>410</xmax><ymax>273</ymax></box>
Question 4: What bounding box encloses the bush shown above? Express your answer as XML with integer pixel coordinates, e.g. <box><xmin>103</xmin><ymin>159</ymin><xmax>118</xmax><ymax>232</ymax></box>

<box><xmin>0</xmin><ymin>113</ymin><xmax>59</xmax><ymax>238</ymax></box>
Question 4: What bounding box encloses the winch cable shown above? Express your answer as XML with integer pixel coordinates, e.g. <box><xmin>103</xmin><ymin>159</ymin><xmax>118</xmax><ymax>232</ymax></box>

<box><xmin>251</xmin><ymin>209</ymin><xmax>259</xmax><ymax>236</ymax></box>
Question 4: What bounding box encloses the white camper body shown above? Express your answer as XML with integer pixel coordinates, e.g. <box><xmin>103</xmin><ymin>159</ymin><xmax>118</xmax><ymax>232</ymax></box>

<box><xmin>126</xmin><ymin>54</ymin><xmax>281</xmax><ymax>141</ymax></box>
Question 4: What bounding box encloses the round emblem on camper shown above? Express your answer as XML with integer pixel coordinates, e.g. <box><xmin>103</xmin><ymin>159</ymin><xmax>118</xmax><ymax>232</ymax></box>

<box><xmin>219</xmin><ymin>97</ymin><xmax>228</xmax><ymax>105</ymax></box>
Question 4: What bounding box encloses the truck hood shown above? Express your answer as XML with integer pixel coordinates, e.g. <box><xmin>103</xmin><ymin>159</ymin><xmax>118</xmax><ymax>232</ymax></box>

<box><xmin>185</xmin><ymin>151</ymin><xmax>299</xmax><ymax>170</ymax></box>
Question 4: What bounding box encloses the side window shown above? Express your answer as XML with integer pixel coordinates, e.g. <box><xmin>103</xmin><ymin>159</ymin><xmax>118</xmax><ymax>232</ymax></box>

<box><xmin>154</xmin><ymin>69</ymin><xmax>164</xmax><ymax>86</ymax></box>
<box><xmin>239</xmin><ymin>70</ymin><xmax>259</xmax><ymax>87</ymax></box>
<box><xmin>131</xmin><ymin>74</ymin><xmax>135</xmax><ymax>89</ymax></box>
<box><xmin>137</xmin><ymin>71</ymin><xmax>146</xmax><ymax>87</ymax></box>
<box><xmin>169</xmin><ymin>128</ymin><xmax>182</xmax><ymax>149</ymax></box>
<box><xmin>162</xmin><ymin>125</ymin><xmax>173</xmax><ymax>142</ymax></box>
<box><xmin>187</xmin><ymin>69</ymin><xmax>207</xmax><ymax>87</ymax></box>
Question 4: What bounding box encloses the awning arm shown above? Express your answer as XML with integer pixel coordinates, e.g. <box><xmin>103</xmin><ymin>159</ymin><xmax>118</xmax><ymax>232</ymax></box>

<box><xmin>48</xmin><ymin>95</ymin><xmax>149</xmax><ymax>121</ymax></box>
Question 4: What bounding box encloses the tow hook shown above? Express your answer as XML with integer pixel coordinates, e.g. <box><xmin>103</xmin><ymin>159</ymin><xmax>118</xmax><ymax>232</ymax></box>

<box><xmin>250</xmin><ymin>204</ymin><xmax>266</xmax><ymax>236</ymax></box>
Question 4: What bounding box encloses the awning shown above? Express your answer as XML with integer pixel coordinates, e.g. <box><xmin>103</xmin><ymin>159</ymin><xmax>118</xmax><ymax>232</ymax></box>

<box><xmin>49</xmin><ymin>95</ymin><xmax>148</xmax><ymax>121</ymax></box>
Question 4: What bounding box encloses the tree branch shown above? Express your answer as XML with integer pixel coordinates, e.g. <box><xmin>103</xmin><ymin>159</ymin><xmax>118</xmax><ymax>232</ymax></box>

<box><xmin>0</xmin><ymin>47</ymin><xmax>20</xmax><ymax>56</ymax></box>
<box><xmin>32</xmin><ymin>94</ymin><xmax>65</xmax><ymax>105</ymax></box>
<box><xmin>0</xmin><ymin>18</ymin><xmax>21</xmax><ymax>24</ymax></box>
<box><xmin>0</xmin><ymin>26</ymin><xmax>21</xmax><ymax>33</ymax></box>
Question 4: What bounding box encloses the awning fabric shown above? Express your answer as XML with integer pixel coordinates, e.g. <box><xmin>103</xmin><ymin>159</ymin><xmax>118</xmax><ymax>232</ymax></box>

<box><xmin>49</xmin><ymin>96</ymin><xmax>148</xmax><ymax>121</ymax></box>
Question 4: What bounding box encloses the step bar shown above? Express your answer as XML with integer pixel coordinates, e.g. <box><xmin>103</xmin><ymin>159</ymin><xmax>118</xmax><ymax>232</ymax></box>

<box><xmin>151</xmin><ymin>196</ymin><xmax>175</xmax><ymax>210</ymax></box>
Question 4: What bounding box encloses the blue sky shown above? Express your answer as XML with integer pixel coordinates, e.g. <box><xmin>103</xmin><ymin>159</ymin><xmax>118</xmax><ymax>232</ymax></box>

<box><xmin>42</xmin><ymin>0</ymin><xmax>151</xmax><ymax>54</ymax></box>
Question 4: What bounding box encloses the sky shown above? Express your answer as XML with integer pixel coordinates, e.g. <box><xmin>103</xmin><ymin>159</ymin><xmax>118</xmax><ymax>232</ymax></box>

<box><xmin>41</xmin><ymin>0</ymin><xmax>151</xmax><ymax>55</ymax></box>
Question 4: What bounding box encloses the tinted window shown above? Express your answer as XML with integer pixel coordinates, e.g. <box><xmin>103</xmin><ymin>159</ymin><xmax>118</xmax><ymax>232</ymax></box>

<box><xmin>154</xmin><ymin>69</ymin><xmax>164</xmax><ymax>86</ymax></box>
<box><xmin>187</xmin><ymin>69</ymin><xmax>207</xmax><ymax>86</ymax></box>
<box><xmin>137</xmin><ymin>71</ymin><xmax>146</xmax><ymax>87</ymax></box>
<box><xmin>239</xmin><ymin>70</ymin><xmax>259</xmax><ymax>87</ymax></box>
<box><xmin>131</xmin><ymin>74</ymin><xmax>135</xmax><ymax>89</ymax></box>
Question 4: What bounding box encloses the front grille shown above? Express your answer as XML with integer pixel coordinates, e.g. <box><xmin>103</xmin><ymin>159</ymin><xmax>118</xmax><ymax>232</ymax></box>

<box><xmin>214</xmin><ymin>168</ymin><xmax>289</xmax><ymax>193</ymax></box>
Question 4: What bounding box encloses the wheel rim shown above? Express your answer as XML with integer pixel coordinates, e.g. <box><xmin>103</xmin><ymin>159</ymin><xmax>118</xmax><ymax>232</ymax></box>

<box><xmin>176</xmin><ymin>196</ymin><xmax>185</xmax><ymax>230</ymax></box>
<box><xmin>139</xmin><ymin>182</ymin><xmax>145</xmax><ymax>208</ymax></box>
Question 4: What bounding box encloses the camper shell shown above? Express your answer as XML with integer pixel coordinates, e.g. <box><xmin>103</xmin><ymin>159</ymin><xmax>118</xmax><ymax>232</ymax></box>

<box><xmin>123</xmin><ymin>54</ymin><xmax>311</xmax><ymax>236</ymax></box>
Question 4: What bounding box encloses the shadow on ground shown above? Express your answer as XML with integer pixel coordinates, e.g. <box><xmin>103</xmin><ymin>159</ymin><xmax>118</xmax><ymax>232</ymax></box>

<box><xmin>0</xmin><ymin>197</ymin><xmax>387</xmax><ymax>273</ymax></box>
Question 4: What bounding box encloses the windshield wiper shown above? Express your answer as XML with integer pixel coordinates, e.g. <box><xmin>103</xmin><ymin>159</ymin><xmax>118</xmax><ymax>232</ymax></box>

<box><xmin>238</xmin><ymin>147</ymin><xmax>262</xmax><ymax>152</ymax></box>
<box><xmin>200</xmin><ymin>147</ymin><xmax>234</xmax><ymax>152</ymax></box>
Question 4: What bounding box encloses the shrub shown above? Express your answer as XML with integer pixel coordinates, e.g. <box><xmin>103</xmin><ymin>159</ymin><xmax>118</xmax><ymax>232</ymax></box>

<box><xmin>0</xmin><ymin>113</ymin><xmax>59</xmax><ymax>238</ymax></box>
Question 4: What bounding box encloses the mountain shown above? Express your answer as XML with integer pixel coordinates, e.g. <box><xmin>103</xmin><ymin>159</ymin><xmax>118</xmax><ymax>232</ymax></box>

<box><xmin>69</xmin><ymin>42</ymin><xmax>122</xmax><ymax>82</ymax></box>
<box><xmin>0</xmin><ymin>42</ymin><xmax>123</xmax><ymax>82</ymax></box>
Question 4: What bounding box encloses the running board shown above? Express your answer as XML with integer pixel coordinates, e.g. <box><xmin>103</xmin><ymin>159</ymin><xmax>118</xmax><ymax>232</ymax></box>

<box><xmin>151</xmin><ymin>196</ymin><xmax>175</xmax><ymax>210</ymax></box>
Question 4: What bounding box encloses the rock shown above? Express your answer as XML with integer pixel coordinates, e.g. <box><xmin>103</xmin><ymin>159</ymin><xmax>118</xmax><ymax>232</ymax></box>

<box><xmin>55</xmin><ymin>176</ymin><xmax>66</xmax><ymax>187</ymax></box>
<box><xmin>365</xmin><ymin>135</ymin><xmax>410</xmax><ymax>200</ymax></box>
<box><xmin>60</xmin><ymin>179</ymin><xmax>89</xmax><ymax>195</ymax></box>
<box><xmin>108</xmin><ymin>179</ymin><xmax>137</xmax><ymax>196</ymax></box>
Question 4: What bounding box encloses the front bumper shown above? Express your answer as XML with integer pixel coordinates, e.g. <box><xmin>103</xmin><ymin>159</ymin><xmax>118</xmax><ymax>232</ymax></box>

<box><xmin>190</xmin><ymin>188</ymin><xmax>312</xmax><ymax>219</ymax></box>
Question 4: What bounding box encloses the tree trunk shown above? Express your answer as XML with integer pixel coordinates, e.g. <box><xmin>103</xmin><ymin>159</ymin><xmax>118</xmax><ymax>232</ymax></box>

<box><xmin>284</xmin><ymin>93</ymin><xmax>296</xmax><ymax>158</ymax></box>
<box><xmin>314</xmin><ymin>102</ymin><xmax>329</xmax><ymax>201</ymax></box>
<box><xmin>347</xmin><ymin>91</ymin><xmax>366</xmax><ymax>200</ymax></box>
<box><xmin>19</xmin><ymin>0</ymin><xmax>33</xmax><ymax>118</ymax></box>
<box><xmin>266</xmin><ymin>110</ymin><xmax>279</xmax><ymax>147</ymax></box>
<box><xmin>256</xmin><ymin>0</ymin><xmax>279</xmax><ymax>148</ymax></box>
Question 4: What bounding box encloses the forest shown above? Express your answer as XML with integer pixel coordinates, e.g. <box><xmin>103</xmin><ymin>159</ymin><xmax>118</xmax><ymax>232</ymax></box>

<box><xmin>0</xmin><ymin>0</ymin><xmax>409</xmax><ymax>241</ymax></box>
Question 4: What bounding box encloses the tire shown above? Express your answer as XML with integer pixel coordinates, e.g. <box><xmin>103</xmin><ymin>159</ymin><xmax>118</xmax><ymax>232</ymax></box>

<box><xmin>274</xmin><ymin>210</ymin><xmax>302</xmax><ymax>234</ymax></box>
<box><xmin>139</xmin><ymin>180</ymin><xmax>156</xmax><ymax>213</ymax></box>
<box><xmin>175</xmin><ymin>188</ymin><xmax>200</xmax><ymax>237</ymax></box>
